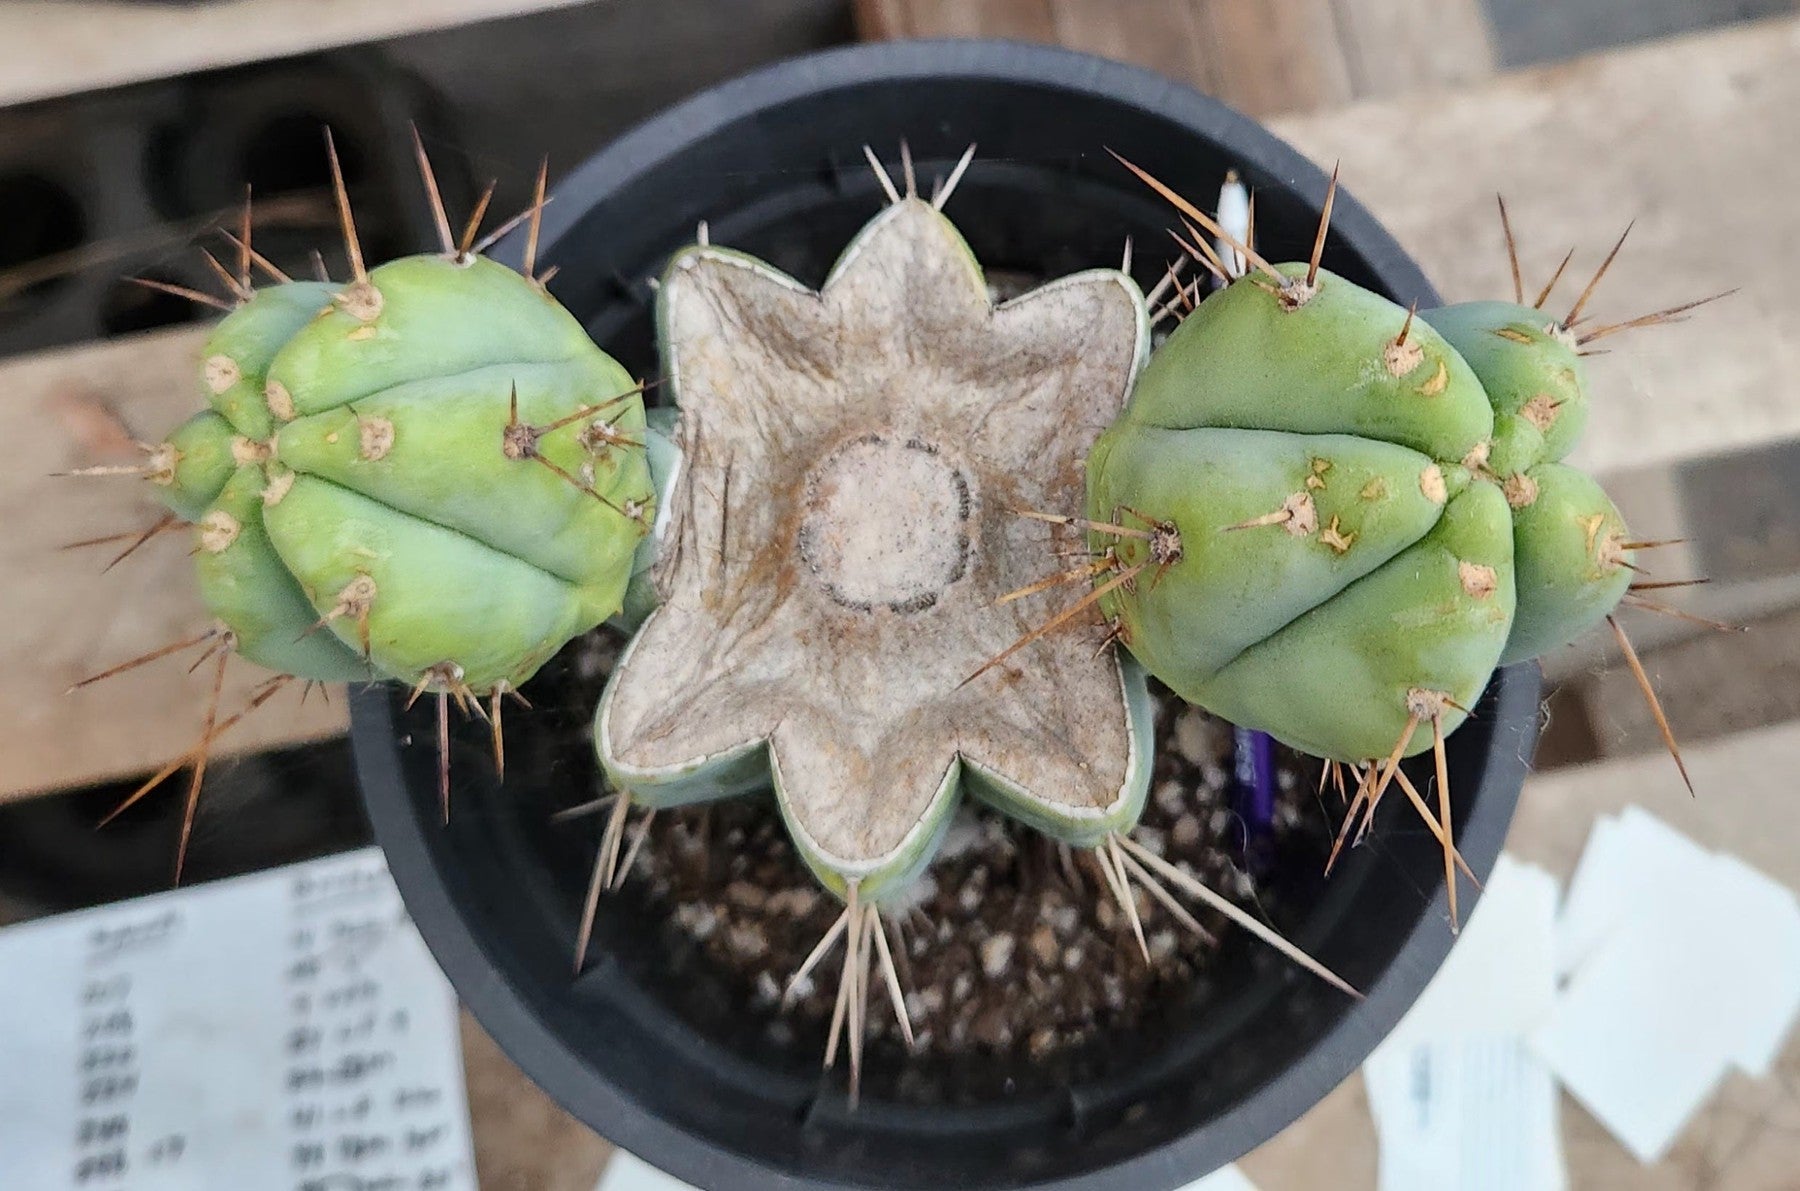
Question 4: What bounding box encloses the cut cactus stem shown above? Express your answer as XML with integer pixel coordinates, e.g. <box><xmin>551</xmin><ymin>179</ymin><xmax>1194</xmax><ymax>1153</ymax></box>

<box><xmin>595</xmin><ymin>150</ymin><xmax>1156</xmax><ymax>911</ymax></box>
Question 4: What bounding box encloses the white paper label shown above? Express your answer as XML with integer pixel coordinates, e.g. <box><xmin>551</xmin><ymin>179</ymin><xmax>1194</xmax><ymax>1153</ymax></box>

<box><xmin>0</xmin><ymin>847</ymin><xmax>476</xmax><ymax>1191</ymax></box>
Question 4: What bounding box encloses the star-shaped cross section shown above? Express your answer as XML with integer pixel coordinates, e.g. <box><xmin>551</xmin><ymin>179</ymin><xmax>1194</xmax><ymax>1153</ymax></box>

<box><xmin>596</xmin><ymin>193</ymin><xmax>1154</xmax><ymax>900</ymax></box>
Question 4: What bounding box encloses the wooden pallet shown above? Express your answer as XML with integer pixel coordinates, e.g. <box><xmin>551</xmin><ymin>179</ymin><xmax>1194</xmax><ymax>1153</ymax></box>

<box><xmin>0</xmin><ymin>0</ymin><xmax>593</xmax><ymax>107</ymax></box>
<box><xmin>853</xmin><ymin>0</ymin><xmax>1499</xmax><ymax>116</ymax></box>
<box><xmin>1</xmin><ymin>326</ymin><xmax>345</xmax><ymax>802</ymax></box>
<box><xmin>6</xmin><ymin>16</ymin><xmax>1796</xmax><ymax>806</ymax></box>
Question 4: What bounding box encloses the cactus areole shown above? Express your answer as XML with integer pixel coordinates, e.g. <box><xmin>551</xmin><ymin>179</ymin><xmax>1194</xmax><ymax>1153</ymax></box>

<box><xmin>595</xmin><ymin>196</ymin><xmax>1156</xmax><ymax>901</ymax></box>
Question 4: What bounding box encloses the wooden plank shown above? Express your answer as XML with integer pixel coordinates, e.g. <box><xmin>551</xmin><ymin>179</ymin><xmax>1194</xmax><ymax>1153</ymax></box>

<box><xmin>856</xmin><ymin>0</ymin><xmax>1495</xmax><ymax>117</ymax></box>
<box><xmin>461</xmin><ymin>1012</ymin><xmax>611</xmax><ymax>1191</ymax></box>
<box><xmin>1270</xmin><ymin>16</ymin><xmax>1800</xmax><ymax>478</ymax></box>
<box><xmin>1329</xmin><ymin>0</ymin><xmax>1498</xmax><ymax>95</ymax></box>
<box><xmin>0</xmin><ymin>0</ymin><xmax>594</xmax><ymax>109</ymax></box>
<box><xmin>1187</xmin><ymin>0</ymin><xmax>1356</xmax><ymax>117</ymax></box>
<box><xmin>0</xmin><ymin>327</ymin><xmax>345</xmax><ymax>802</ymax></box>
<box><xmin>854</xmin><ymin>0</ymin><xmax>1059</xmax><ymax>41</ymax></box>
<box><xmin>1044</xmin><ymin>0</ymin><xmax>1217</xmax><ymax>95</ymax></box>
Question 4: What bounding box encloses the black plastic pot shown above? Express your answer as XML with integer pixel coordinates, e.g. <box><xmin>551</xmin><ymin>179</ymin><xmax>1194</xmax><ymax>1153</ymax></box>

<box><xmin>352</xmin><ymin>40</ymin><xmax>1543</xmax><ymax>1191</ymax></box>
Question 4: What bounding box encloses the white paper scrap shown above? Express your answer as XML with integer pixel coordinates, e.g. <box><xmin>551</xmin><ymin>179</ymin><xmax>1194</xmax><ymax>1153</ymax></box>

<box><xmin>1705</xmin><ymin>852</ymin><xmax>1800</xmax><ymax>1076</ymax></box>
<box><xmin>1365</xmin><ymin>855</ymin><xmax>1565</xmax><ymax>1191</ymax></box>
<box><xmin>0</xmin><ymin>846</ymin><xmax>476</xmax><ymax>1191</ymax></box>
<box><xmin>1369</xmin><ymin>1037</ymin><xmax>1564</xmax><ymax>1191</ymax></box>
<box><xmin>1375</xmin><ymin>854</ymin><xmax>1561</xmax><ymax>1053</ymax></box>
<box><xmin>1531</xmin><ymin>892</ymin><xmax>1733</xmax><ymax>1164</ymax></box>
<box><xmin>1555</xmin><ymin>806</ymin><xmax>1716</xmax><ymax>978</ymax></box>
<box><xmin>596</xmin><ymin>1149</ymin><xmax>697</xmax><ymax>1191</ymax></box>
<box><xmin>1181</xmin><ymin>1162</ymin><xmax>1261</xmax><ymax>1191</ymax></box>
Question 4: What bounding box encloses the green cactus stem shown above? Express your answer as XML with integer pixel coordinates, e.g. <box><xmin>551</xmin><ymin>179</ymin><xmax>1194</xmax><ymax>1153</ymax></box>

<box><xmin>70</xmin><ymin>138</ymin><xmax>653</xmax><ymax>874</ymax></box>
<box><xmin>1074</xmin><ymin>162</ymin><xmax>1719</xmax><ymax>932</ymax></box>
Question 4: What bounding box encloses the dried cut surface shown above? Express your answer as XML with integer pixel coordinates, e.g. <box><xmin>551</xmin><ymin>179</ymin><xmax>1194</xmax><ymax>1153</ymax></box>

<box><xmin>600</xmin><ymin>199</ymin><xmax>1149</xmax><ymax>884</ymax></box>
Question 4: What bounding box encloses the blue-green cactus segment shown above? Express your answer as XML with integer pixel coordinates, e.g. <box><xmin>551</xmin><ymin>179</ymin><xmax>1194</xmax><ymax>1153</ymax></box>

<box><xmin>192</xmin><ymin>466</ymin><xmax>369</xmax><ymax>682</ymax></box>
<box><xmin>1122</xmin><ymin>266</ymin><xmax>1493</xmax><ymax>464</ymax></box>
<box><xmin>1087</xmin><ymin>425</ymin><xmax>1454</xmax><ymax>684</ymax></box>
<box><xmin>200</xmin><ymin>281</ymin><xmax>337</xmax><ymax>440</ymax></box>
<box><xmin>1424</xmin><ymin>300</ymin><xmax>1589</xmax><ymax>464</ymax></box>
<box><xmin>153</xmin><ymin>410</ymin><xmax>240</xmax><ymax>523</ymax></box>
<box><xmin>270</xmin><ymin>354</ymin><xmax>646</xmax><ymax>600</ymax></box>
<box><xmin>262</xmin><ymin>474</ymin><xmax>599</xmax><ymax>692</ymax></box>
<box><xmin>1189</xmin><ymin>481</ymin><xmax>1517</xmax><ymax>762</ymax></box>
<box><xmin>1501</xmin><ymin>462</ymin><xmax>1634</xmax><ymax>664</ymax></box>
<box><xmin>1090</xmin><ymin>264</ymin><xmax>1543</xmax><ymax>763</ymax></box>
<box><xmin>264</xmin><ymin>257</ymin><xmax>599</xmax><ymax>417</ymax></box>
<box><xmin>171</xmin><ymin>257</ymin><xmax>653</xmax><ymax>698</ymax></box>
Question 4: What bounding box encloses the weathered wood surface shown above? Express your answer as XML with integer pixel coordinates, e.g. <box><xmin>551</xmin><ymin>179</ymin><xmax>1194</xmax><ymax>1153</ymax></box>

<box><xmin>1270</xmin><ymin>16</ymin><xmax>1800</xmax><ymax>479</ymax></box>
<box><xmin>854</xmin><ymin>0</ymin><xmax>1497</xmax><ymax>116</ymax></box>
<box><xmin>0</xmin><ymin>0</ymin><xmax>593</xmax><ymax>108</ymax></box>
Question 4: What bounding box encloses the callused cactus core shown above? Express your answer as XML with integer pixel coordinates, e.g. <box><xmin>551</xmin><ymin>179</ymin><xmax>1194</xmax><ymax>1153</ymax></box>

<box><xmin>595</xmin><ymin>195</ymin><xmax>1155</xmax><ymax>903</ymax></box>
<box><xmin>797</xmin><ymin>435</ymin><xmax>973</xmax><ymax>614</ymax></box>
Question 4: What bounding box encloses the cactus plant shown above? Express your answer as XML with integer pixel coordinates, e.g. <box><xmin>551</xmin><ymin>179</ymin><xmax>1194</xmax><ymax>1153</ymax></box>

<box><xmin>67</xmin><ymin>125</ymin><xmax>1715</xmax><ymax>1111</ymax></box>
<box><xmin>587</xmin><ymin>149</ymin><xmax>1354</xmax><ymax>1097</ymax></box>
<box><xmin>1056</xmin><ymin>160</ymin><xmax>1722</xmax><ymax>931</ymax></box>
<box><xmin>71</xmin><ymin>136</ymin><xmax>654</xmax><ymax>872</ymax></box>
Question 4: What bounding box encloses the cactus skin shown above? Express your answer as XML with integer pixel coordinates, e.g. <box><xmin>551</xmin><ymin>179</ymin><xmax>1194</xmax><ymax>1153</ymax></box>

<box><xmin>1087</xmin><ymin>426</ymin><xmax>1460</xmax><ymax>686</ymax></box>
<box><xmin>1090</xmin><ymin>267</ymin><xmax>1512</xmax><ymax>762</ymax></box>
<box><xmin>193</xmin><ymin>466</ymin><xmax>370</xmax><ymax>681</ymax></box>
<box><xmin>1426</xmin><ymin>301</ymin><xmax>1632</xmax><ymax>664</ymax></box>
<box><xmin>155</xmin><ymin>256</ymin><xmax>654</xmax><ymax>697</ymax></box>
<box><xmin>1122</xmin><ymin>265</ymin><xmax>1493</xmax><ymax>464</ymax></box>
<box><xmin>202</xmin><ymin>281</ymin><xmax>340</xmax><ymax>440</ymax></box>
<box><xmin>153</xmin><ymin>411</ymin><xmax>240</xmax><ymax>523</ymax></box>
<box><xmin>1184</xmin><ymin>483</ymin><xmax>1516</xmax><ymax>761</ymax></box>
<box><xmin>1092</xmin><ymin>264</ymin><xmax>1644</xmax><ymax>763</ymax></box>
<box><xmin>1499</xmin><ymin>462</ymin><xmax>1633</xmax><ymax>664</ymax></box>
<box><xmin>1424</xmin><ymin>301</ymin><xmax>1589</xmax><ymax>464</ymax></box>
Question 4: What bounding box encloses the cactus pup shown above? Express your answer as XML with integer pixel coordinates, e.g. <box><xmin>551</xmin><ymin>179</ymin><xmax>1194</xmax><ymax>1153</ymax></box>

<box><xmin>66</xmin><ymin>133</ymin><xmax>655</xmax><ymax>874</ymax></box>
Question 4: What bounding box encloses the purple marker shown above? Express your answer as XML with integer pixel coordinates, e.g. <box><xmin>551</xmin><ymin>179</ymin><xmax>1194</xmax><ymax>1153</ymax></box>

<box><xmin>1232</xmin><ymin>725</ymin><xmax>1276</xmax><ymax>871</ymax></box>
